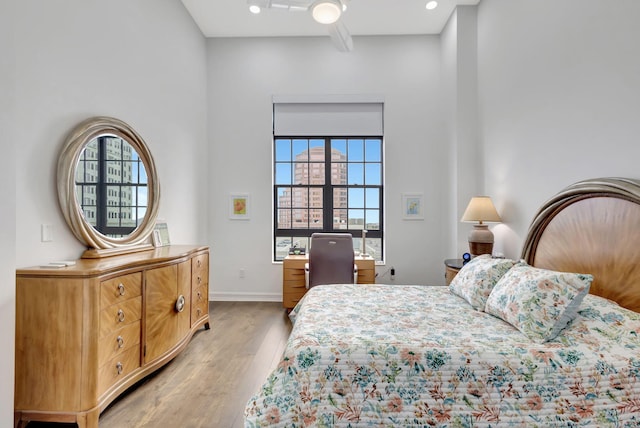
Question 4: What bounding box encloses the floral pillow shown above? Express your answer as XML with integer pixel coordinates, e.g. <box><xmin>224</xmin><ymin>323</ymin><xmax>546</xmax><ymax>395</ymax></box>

<box><xmin>449</xmin><ymin>255</ymin><xmax>516</xmax><ymax>311</ymax></box>
<box><xmin>485</xmin><ymin>263</ymin><xmax>593</xmax><ymax>343</ymax></box>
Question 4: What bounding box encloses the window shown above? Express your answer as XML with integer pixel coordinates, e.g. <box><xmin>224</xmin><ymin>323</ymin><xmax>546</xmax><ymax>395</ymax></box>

<box><xmin>75</xmin><ymin>136</ymin><xmax>148</xmax><ymax>237</ymax></box>
<box><xmin>273</xmin><ymin>136</ymin><xmax>383</xmax><ymax>261</ymax></box>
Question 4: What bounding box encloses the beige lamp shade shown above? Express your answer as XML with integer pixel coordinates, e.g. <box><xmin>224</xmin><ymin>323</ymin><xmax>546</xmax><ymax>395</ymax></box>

<box><xmin>461</xmin><ymin>196</ymin><xmax>502</xmax><ymax>256</ymax></box>
<box><xmin>461</xmin><ymin>196</ymin><xmax>502</xmax><ymax>223</ymax></box>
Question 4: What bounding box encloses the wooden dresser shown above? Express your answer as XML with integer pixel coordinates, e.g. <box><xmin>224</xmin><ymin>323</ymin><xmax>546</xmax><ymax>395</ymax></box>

<box><xmin>14</xmin><ymin>245</ymin><xmax>210</xmax><ymax>428</ymax></box>
<box><xmin>282</xmin><ymin>255</ymin><xmax>375</xmax><ymax>309</ymax></box>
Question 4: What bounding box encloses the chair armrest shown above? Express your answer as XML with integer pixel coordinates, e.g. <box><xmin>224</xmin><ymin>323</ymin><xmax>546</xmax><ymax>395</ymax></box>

<box><xmin>305</xmin><ymin>263</ymin><xmax>310</xmax><ymax>289</ymax></box>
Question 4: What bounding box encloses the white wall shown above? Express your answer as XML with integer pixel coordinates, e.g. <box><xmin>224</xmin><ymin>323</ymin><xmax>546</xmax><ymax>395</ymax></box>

<box><xmin>0</xmin><ymin>1</ymin><xmax>16</xmax><ymax>425</ymax></box>
<box><xmin>14</xmin><ymin>1</ymin><xmax>208</xmax><ymax>268</ymax></box>
<box><xmin>477</xmin><ymin>0</ymin><xmax>640</xmax><ymax>259</ymax></box>
<box><xmin>207</xmin><ymin>35</ymin><xmax>451</xmax><ymax>300</ymax></box>
<box><xmin>441</xmin><ymin>7</ymin><xmax>485</xmax><ymax>258</ymax></box>
<box><xmin>8</xmin><ymin>1</ymin><xmax>207</xmax><ymax>425</ymax></box>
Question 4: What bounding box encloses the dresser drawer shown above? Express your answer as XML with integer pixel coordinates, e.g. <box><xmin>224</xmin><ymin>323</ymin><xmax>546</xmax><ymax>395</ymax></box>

<box><xmin>283</xmin><ymin>278</ymin><xmax>306</xmax><ymax>292</ymax></box>
<box><xmin>98</xmin><ymin>345</ymin><xmax>141</xmax><ymax>396</ymax></box>
<box><xmin>100</xmin><ymin>297</ymin><xmax>142</xmax><ymax>338</ymax></box>
<box><xmin>283</xmin><ymin>256</ymin><xmax>307</xmax><ymax>269</ymax></box>
<box><xmin>191</xmin><ymin>285</ymin><xmax>208</xmax><ymax>323</ymax></box>
<box><xmin>191</xmin><ymin>253</ymin><xmax>209</xmax><ymax>326</ymax></box>
<box><xmin>357</xmin><ymin>269</ymin><xmax>375</xmax><ymax>283</ymax></box>
<box><xmin>101</xmin><ymin>272</ymin><xmax>142</xmax><ymax>309</ymax></box>
<box><xmin>192</xmin><ymin>253</ymin><xmax>209</xmax><ymax>287</ymax></box>
<box><xmin>283</xmin><ymin>268</ymin><xmax>305</xmax><ymax>282</ymax></box>
<box><xmin>283</xmin><ymin>290</ymin><xmax>307</xmax><ymax>308</ymax></box>
<box><xmin>98</xmin><ymin>320</ymin><xmax>141</xmax><ymax>368</ymax></box>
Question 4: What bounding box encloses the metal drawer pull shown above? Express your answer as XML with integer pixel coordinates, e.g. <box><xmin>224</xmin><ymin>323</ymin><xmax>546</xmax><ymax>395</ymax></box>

<box><xmin>116</xmin><ymin>362</ymin><xmax>123</xmax><ymax>375</ymax></box>
<box><xmin>117</xmin><ymin>283</ymin><xmax>125</xmax><ymax>296</ymax></box>
<box><xmin>196</xmin><ymin>308</ymin><xmax>201</xmax><ymax>317</ymax></box>
<box><xmin>197</xmin><ymin>291</ymin><xmax>202</xmax><ymax>301</ymax></box>
<box><xmin>197</xmin><ymin>275</ymin><xmax>202</xmax><ymax>284</ymax></box>
<box><xmin>117</xmin><ymin>309</ymin><xmax>125</xmax><ymax>322</ymax></box>
<box><xmin>197</xmin><ymin>259</ymin><xmax>201</xmax><ymax>268</ymax></box>
<box><xmin>117</xmin><ymin>335</ymin><xmax>124</xmax><ymax>348</ymax></box>
<box><xmin>175</xmin><ymin>295</ymin><xmax>186</xmax><ymax>312</ymax></box>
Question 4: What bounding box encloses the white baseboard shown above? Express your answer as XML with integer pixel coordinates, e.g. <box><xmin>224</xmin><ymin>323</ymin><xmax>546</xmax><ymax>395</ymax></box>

<box><xmin>209</xmin><ymin>291</ymin><xmax>282</xmax><ymax>302</ymax></box>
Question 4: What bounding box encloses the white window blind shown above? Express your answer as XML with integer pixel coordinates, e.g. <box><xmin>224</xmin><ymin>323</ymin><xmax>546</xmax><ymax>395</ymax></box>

<box><xmin>273</xmin><ymin>97</ymin><xmax>384</xmax><ymax>136</ymax></box>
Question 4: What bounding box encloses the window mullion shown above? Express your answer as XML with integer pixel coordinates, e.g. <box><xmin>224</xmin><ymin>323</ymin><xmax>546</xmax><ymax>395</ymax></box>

<box><xmin>323</xmin><ymin>138</ymin><xmax>332</xmax><ymax>232</ymax></box>
<box><xmin>97</xmin><ymin>136</ymin><xmax>107</xmax><ymax>233</ymax></box>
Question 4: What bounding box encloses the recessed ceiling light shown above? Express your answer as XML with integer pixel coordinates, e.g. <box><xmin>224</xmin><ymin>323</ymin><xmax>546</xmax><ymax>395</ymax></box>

<box><xmin>426</xmin><ymin>1</ymin><xmax>438</xmax><ymax>10</ymax></box>
<box><xmin>249</xmin><ymin>5</ymin><xmax>261</xmax><ymax>14</ymax></box>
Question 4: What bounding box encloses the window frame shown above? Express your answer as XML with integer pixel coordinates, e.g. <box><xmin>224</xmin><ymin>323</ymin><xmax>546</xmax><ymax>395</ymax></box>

<box><xmin>273</xmin><ymin>136</ymin><xmax>384</xmax><ymax>262</ymax></box>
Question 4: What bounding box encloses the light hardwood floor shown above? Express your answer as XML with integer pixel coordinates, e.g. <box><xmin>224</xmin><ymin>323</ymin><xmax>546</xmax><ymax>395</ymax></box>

<box><xmin>27</xmin><ymin>301</ymin><xmax>292</xmax><ymax>428</ymax></box>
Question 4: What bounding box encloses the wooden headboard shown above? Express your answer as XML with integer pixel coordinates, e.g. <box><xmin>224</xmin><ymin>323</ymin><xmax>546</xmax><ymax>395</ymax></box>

<box><xmin>521</xmin><ymin>177</ymin><xmax>640</xmax><ymax>313</ymax></box>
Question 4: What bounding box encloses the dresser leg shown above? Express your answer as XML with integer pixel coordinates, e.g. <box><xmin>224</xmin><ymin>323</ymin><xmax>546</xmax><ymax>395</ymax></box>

<box><xmin>77</xmin><ymin>409</ymin><xmax>100</xmax><ymax>428</ymax></box>
<box><xmin>14</xmin><ymin>411</ymin><xmax>22</xmax><ymax>428</ymax></box>
<box><xmin>76</xmin><ymin>413</ymin><xmax>86</xmax><ymax>428</ymax></box>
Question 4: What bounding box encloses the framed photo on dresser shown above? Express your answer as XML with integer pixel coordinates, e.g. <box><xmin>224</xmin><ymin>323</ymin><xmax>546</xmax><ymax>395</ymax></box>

<box><xmin>152</xmin><ymin>219</ymin><xmax>171</xmax><ymax>247</ymax></box>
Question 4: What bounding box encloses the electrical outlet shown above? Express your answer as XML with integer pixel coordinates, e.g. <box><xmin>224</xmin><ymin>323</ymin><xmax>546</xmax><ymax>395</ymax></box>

<box><xmin>239</xmin><ymin>268</ymin><xmax>246</xmax><ymax>279</ymax></box>
<box><xmin>390</xmin><ymin>266</ymin><xmax>395</xmax><ymax>280</ymax></box>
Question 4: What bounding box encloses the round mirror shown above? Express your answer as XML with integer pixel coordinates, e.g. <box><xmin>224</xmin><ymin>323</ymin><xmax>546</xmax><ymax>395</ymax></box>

<box><xmin>58</xmin><ymin>116</ymin><xmax>160</xmax><ymax>254</ymax></box>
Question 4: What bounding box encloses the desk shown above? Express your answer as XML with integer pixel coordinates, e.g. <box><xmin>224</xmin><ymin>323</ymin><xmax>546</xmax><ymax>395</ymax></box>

<box><xmin>282</xmin><ymin>255</ymin><xmax>375</xmax><ymax>309</ymax></box>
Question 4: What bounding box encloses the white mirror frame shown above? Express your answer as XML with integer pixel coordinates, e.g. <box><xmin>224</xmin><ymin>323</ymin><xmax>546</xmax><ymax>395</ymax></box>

<box><xmin>57</xmin><ymin>116</ymin><xmax>160</xmax><ymax>256</ymax></box>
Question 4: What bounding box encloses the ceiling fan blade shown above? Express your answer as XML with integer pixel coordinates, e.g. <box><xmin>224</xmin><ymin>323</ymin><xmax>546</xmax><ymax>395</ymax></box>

<box><xmin>327</xmin><ymin>19</ymin><xmax>353</xmax><ymax>52</ymax></box>
<box><xmin>268</xmin><ymin>0</ymin><xmax>312</xmax><ymax>11</ymax></box>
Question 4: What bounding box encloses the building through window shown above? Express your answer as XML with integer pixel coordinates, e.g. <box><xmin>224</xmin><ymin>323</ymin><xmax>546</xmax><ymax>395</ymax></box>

<box><xmin>75</xmin><ymin>136</ymin><xmax>148</xmax><ymax>237</ymax></box>
<box><xmin>273</xmin><ymin>137</ymin><xmax>383</xmax><ymax>261</ymax></box>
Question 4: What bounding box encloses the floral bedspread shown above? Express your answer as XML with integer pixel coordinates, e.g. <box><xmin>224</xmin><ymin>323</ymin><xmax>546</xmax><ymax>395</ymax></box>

<box><xmin>245</xmin><ymin>284</ymin><xmax>640</xmax><ymax>427</ymax></box>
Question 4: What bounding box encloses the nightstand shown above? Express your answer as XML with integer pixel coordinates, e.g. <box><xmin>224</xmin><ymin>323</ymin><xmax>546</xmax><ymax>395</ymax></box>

<box><xmin>444</xmin><ymin>258</ymin><xmax>465</xmax><ymax>285</ymax></box>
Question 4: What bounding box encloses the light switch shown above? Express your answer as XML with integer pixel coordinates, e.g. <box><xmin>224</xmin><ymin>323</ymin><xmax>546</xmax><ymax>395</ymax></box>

<box><xmin>41</xmin><ymin>224</ymin><xmax>53</xmax><ymax>242</ymax></box>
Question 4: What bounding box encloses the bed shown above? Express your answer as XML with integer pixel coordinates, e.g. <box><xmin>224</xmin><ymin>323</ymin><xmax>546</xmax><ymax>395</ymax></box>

<box><xmin>245</xmin><ymin>177</ymin><xmax>640</xmax><ymax>427</ymax></box>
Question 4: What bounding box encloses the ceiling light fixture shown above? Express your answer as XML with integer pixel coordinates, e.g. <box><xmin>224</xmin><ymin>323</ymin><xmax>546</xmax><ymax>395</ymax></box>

<box><xmin>249</xmin><ymin>5</ymin><xmax>261</xmax><ymax>14</ymax></box>
<box><xmin>312</xmin><ymin>0</ymin><xmax>342</xmax><ymax>25</ymax></box>
<box><xmin>426</xmin><ymin>1</ymin><xmax>438</xmax><ymax>10</ymax></box>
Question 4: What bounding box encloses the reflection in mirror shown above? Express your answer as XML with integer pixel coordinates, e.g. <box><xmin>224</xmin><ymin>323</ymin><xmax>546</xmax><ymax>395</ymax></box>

<box><xmin>75</xmin><ymin>135</ymin><xmax>148</xmax><ymax>237</ymax></box>
<box><xmin>58</xmin><ymin>116</ymin><xmax>160</xmax><ymax>256</ymax></box>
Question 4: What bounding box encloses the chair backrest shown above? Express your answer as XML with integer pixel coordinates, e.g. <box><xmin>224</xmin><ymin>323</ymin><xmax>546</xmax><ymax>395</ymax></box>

<box><xmin>308</xmin><ymin>233</ymin><xmax>355</xmax><ymax>288</ymax></box>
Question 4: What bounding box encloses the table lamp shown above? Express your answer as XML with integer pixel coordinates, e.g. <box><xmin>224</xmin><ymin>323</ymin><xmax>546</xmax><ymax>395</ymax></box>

<box><xmin>460</xmin><ymin>196</ymin><xmax>502</xmax><ymax>256</ymax></box>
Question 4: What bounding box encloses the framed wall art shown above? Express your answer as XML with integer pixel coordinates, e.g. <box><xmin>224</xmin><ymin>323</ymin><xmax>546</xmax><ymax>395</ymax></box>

<box><xmin>402</xmin><ymin>193</ymin><xmax>424</xmax><ymax>220</ymax></box>
<box><xmin>230</xmin><ymin>194</ymin><xmax>250</xmax><ymax>220</ymax></box>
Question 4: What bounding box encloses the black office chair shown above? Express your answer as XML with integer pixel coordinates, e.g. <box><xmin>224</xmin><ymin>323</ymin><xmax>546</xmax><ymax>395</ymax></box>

<box><xmin>305</xmin><ymin>233</ymin><xmax>358</xmax><ymax>289</ymax></box>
